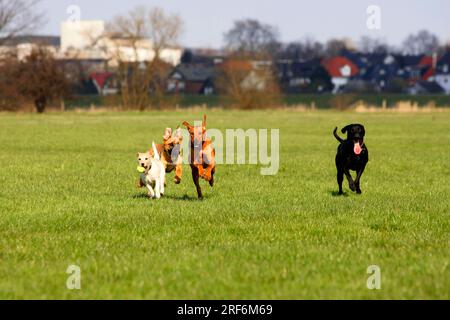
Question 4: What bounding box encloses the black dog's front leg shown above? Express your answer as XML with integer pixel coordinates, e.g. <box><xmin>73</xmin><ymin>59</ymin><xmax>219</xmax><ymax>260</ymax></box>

<box><xmin>345</xmin><ymin>170</ymin><xmax>356</xmax><ymax>192</ymax></box>
<box><xmin>354</xmin><ymin>164</ymin><xmax>367</xmax><ymax>194</ymax></box>
<box><xmin>343</xmin><ymin>159</ymin><xmax>356</xmax><ymax>192</ymax></box>
<box><xmin>337</xmin><ymin>170</ymin><xmax>344</xmax><ymax>195</ymax></box>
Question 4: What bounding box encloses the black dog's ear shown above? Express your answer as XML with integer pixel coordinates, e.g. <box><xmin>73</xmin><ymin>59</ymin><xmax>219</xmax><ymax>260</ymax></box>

<box><xmin>341</xmin><ymin>125</ymin><xmax>351</xmax><ymax>134</ymax></box>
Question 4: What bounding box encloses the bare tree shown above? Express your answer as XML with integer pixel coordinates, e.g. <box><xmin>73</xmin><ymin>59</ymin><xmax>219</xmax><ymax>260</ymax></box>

<box><xmin>0</xmin><ymin>0</ymin><xmax>45</xmax><ymax>44</ymax></box>
<box><xmin>21</xmin><ymin>48</ymin><xmax>70</xmax><ymax>113</ymax></box>
<box><xmin>279</xmin><ymin>37</ymin><xmax>324</xmax><ymax>60</ymax></box>
<box><xmin>0</xmin><ymin>54</ymin><xmax>21</xmax><ymax>110</ymax></box>
<box><xmin>216</xmin><ymin>58</ymin><xmax>280</xmax><ymax>109</ymax></box>
<box><xmin>108</xmin><ymin>6</ymin><xmax>183</xmax><ymax>110</ymax></box>
<box><xmin>108</xmin><ymin>7</ymin><xmax>150</xmax><ymax>110</ymax></box>
<box><xmin>358</xmin><ymin>36</ymin><xmax>390</xmax><ymax>54</ymax></box>
<box><xmin>0</xmin><ymin>47</ymin><xmax>70</xmax><ymax>112</ymax></box>
<box><xmin>325</xmin><ymin>38</ymin><xmax>351</xmax><ymax>57</ymax></box>
<box><xmin>402</xmin><ymin>30</ymin><xmax>440</xmax><ymax>55</ymax></box>
<box><xmin>224</xmin><ymin>19</ymin><xmax>280</xmax><ymax>58</ymax></box>
<box><xmin>147</xmin><ymin>7</ymin><xmax>183</xmax><ymax>59</ymax></box>
<box><xmin>437</xmin><ymin>44</ymin><xmax>450</xmax><ymax>56</ymax></box>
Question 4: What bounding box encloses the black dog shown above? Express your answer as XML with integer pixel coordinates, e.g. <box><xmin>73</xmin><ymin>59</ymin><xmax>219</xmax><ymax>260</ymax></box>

<box><xmin>333</xmin><ymin>124</ymin><xmax>369</xmax><ymax>195</ymax></box>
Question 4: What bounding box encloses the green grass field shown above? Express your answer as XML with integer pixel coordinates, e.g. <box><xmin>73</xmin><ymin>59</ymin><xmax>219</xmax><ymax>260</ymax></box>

<box><xmin>0</xmin><ymin>110</ymin><xmax>449</xmax><ymax>299</ymax></box>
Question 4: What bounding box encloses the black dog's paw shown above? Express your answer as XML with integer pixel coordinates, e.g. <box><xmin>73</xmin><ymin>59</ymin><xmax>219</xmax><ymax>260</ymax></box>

<box><xmin>356</xmin><ymin>189</ymin><xmax>362</xmax><ymax>195</ymax></box>
<box><xmin>349</xmin><ymin>181</ymin><xmax>356</xmax><ymax>192</ymax></box>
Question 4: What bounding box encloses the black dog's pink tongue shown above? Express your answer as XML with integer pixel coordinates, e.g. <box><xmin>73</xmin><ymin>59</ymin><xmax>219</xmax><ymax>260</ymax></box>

<box><xmin>354</xmin><ymin>142</ymin><xmax>362</xmax><ymax>155</ymax></box>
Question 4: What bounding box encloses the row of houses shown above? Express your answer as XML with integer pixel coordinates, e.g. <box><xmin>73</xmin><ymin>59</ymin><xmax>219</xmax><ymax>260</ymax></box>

<box><xmin>167</xmin><ymin>51</ymin><xmax>450</xmax><ymax>95</ymax></box>
<box><xmin>1</xmin><ymin>20</ymin><xmax>450</xmax><ymax>96</ymax></box>
<box><xmin>85</xmin><ymin>50</ymin><xmax>450</xmax><ymax>96</ymax></box>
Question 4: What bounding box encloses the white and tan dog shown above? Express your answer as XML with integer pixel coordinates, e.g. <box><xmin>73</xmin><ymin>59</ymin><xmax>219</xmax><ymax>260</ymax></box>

<box><xmin>137</xmin><ymin>143</ymin><xmax>166</xmax><ymax>199</ymax></box>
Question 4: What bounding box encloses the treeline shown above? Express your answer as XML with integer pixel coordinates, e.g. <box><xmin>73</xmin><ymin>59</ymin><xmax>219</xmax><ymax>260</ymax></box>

<box><xmin>225</xmin><ymin>19</ymin><xmax>448</xmax><ymax>60</ymax></box>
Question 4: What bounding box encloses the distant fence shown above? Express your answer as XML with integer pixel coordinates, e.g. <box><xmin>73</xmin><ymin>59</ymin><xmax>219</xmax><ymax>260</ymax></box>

<box><xmin>64</xmin><ymin>94</ymin><xmax>450</xmax><ymax>110</ymax></box>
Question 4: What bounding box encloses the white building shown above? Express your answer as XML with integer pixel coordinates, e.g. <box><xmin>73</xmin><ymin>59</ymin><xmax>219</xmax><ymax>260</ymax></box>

<box><xmin>60</xmin><ymin>21</ymin><xmax>182</xmax><ymax>66</ymax></box>
<box><xmin>435</xmin><ymin>64</ymin><xmax>450</xmax><ymax>94</ymax></box>
<box><xmin>61</xmin><ymin>21</ymin><xmax>105</xmax><ymax>52</ymax></box>
<box><xmin>0</xmin><ymin>36</ymin><xmax>60</xmax><ymax>60</ymax></box>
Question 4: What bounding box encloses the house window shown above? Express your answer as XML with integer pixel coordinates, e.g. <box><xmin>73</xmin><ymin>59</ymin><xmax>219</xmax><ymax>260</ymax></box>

<box><xmin>167</xmin><ymin>81</ymin><xmax>176</xmax><ymax>91</ymax></box>
<box><xmin>172</xmin><ymin>72</ymin><xmax>182</xmax><ymax>80</ymax></box>
<box><xmin>384</xmin><ymin>55</ymin><xmax>395</xmax><ymax>64</ymax></box>
<box><xmin>411</xmin><ymin>70</ymin><xmax>420</xmax><ymax>78</ymax></box>
<box><xmin>340</xmin><ymin>65</ymin><xmax>351</xmax><ymax>77</ymax></box>
<box><xmin>289</xmin><ymin>78</ymin><xmax>303</xmax><ymax>86</ymax></box>
<box><xmin>204</xmin><ymin>87</ymin><xmax>214</xmax><ymax>95</ymax></box>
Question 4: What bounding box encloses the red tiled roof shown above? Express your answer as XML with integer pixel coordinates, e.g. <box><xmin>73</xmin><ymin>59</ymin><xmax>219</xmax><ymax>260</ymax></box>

<box><xmin>419</xmin><ymin>55</ymin><xmax>433</xmax><ymax>66</ymax></box>
<box><xmin>90</xmin><ymin>72</ymin><xmax>113</xmax><ymax>89</ymax></box>
<box><xmin>322</xmin><ymin>56</ymin><xmax>359</xmax><ymax>78</ymax></box>
<box><xmin>419</xmin><ymin>56</ymin><xmax>435</xmax><ymax>80</ymax></box>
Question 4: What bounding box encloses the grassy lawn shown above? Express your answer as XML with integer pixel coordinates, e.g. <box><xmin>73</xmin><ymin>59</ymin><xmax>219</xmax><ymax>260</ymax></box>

<box><xmin>0</xmin><ymin>110</ymin><xmax>448</xmax><ymax>299</ymax></box>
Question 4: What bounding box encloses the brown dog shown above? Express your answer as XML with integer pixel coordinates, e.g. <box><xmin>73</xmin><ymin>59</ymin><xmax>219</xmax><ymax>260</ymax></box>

<box><xmin>151</xmin><ymin>127</ymin><xmax>183</xmax><ymax>184</ymax></box>
<box><xmin>183</xmin><ymin>115</ymin><xmax>216</xmax><ymax>199</ymax></box>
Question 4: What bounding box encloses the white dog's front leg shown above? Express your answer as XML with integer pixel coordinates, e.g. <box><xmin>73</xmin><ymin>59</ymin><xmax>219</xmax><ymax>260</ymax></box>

<box><xmin>154</xmin><ymin>180</ymin><xmax>161</xmax><ymax>199</ymax></box>
<box><xmin>146</xmin><ymin>183</ymin><xmax>155</xmax><ymax>199</ymax></box>
<box><xmin>160</xmin><ymin>173</ymin><xmax>165</xmax><ymax>196</ymax></box>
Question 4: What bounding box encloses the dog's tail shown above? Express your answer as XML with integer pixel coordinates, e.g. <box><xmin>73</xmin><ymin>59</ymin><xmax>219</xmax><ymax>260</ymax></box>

<box><xmin>152</xmin><ymin>142</ymin><xmax>160</xmax><ymax>161</ymax></box>
<box><xmin>333</xmin><ymin>127</ymin><xmax>344</xmax><ymax>143</ymax></box>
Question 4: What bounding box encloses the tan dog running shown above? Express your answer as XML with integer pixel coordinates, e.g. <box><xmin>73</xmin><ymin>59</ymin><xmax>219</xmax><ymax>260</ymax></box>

<box><xmin>151</xmin><ymin>127</ymin><xmax>183</xmax><ymax>184</ymax></box>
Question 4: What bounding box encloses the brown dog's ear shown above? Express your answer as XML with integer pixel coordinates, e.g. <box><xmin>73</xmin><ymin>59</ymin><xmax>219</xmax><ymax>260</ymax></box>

<box><xmin>163</xmin><ymin>128</ymin><xmax>172</xmax><ymax>141</ymax></box>
<box><xmin>173</xmin><ymin>127</ymin><xmax>182</xmax><ymax>143</ymax></box>
<box><xmin>183</xmin><ymin>121</ymin><xmax>193</xmax><ymax>130</ymax></box>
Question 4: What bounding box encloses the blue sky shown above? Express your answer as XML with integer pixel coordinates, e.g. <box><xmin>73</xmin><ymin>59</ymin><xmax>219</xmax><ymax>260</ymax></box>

<box><xmin>40</xmin><ymin>0</ymin><xmax>450</xmax><ymax>48</ymax></box>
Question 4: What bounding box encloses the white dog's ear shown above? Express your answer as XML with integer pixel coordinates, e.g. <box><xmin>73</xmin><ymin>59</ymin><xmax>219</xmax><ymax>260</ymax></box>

<box><xmin>152</xmin><ymin>142</ymin><xmax>160</xmax><ymax>161</ymax></box>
